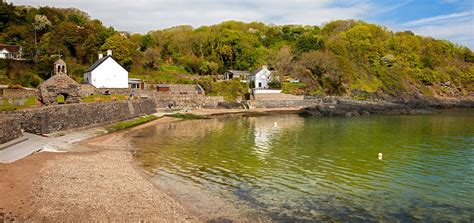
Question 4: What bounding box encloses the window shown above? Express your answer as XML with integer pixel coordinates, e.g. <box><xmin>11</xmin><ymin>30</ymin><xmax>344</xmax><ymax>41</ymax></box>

<box><xmin>258</xmin><ymin>82</ymin><xmax>262</xmax><ymax>88</ymax></box>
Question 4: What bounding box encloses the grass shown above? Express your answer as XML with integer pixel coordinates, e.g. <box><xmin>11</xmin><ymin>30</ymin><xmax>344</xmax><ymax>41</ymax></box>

<box><xmin>82</xmin><ymin>94</ymin><xmax>129</xmax><ymax>103</ymax></box>
<box><xmin>0</xmin><ymin>96</ymin><xmax>38</xmax><ymax>111</ymax></box>
<box><xmin>199</xmin><ymin>78</ymin><xmax>249</xmax><ymax>101</ymax></box>
<box><xmin>282</xmin><ymin>82</ymin><xmax>306</xmax><ymax>95</ymax></box>
<box><xmin>129</xmin><ymin>65</ymin><xmax>197</xmax><ymax>84</ymax></box>
<box><xmin>56</xmin><ymin>95</ymin><xmax>65</xmax><ymax>104</ymax></box>
<box><xmin>106</xmin><ymin>115</ymin><xmax>158</xmax><ymax>132</ymax></box>
<box><xmin>167</xmin><ymin>113</ymin><xmax>208</xmax><ymax>120</ymax></box>
<box><xmin>159</xmin><ymin>65</ymin><xmax>188</xmax><ymax>74</ymax></box>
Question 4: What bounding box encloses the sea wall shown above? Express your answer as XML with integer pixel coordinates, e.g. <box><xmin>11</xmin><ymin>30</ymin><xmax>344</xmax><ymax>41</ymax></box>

<box><xmin>0</xmin><ymin>116</ymin><xmax>22</xmax><ymax>144</ymax></box>
<box><xmin>3</xmin><ymin>99</ymin><xmax>156</xmax><ymax>134</ymax></box>
<box><xmin>154</xmin><ymin>94</ymin><xmax>224</xmax><ymax>108</ymax></box>
<box><xmin>249</xmin><ymin>99</ymin><xmax>322</xmax><ymax>108</ymax></box>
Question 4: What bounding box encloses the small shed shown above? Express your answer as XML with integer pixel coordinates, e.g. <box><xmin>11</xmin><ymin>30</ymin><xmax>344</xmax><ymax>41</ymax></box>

<box><xmin>128</xmin><ymin>78</ymin><xmax>144</xmax><ymax>89</ymax></box>
<box><xmin>223</xmin><ymin>70</ymin><xmax>251</xmax><ymax>82</ymax></box>
<box><xmin>157</xmin><ymin>84</ymin><xmax>170</xmax><ymax>92</ymax></box>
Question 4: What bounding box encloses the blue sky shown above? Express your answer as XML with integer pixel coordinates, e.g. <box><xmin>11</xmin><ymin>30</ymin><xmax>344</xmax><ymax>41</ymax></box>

<box><xmin>10</xmin><ymin>0</ymin><xmax>474</xmax><ymax>49</ymax></box>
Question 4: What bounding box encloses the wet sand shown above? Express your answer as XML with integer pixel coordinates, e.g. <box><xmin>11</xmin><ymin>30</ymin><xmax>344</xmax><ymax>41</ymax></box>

<box><xmin>0</xmin><ymin>108</ymin><xmax>299</xmax><ymax>221</ymax></box>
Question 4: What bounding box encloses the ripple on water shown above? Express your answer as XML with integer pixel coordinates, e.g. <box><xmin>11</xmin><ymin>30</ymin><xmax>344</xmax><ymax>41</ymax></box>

<box><xmin>132</xmin><ymin>111</ymin><xmax>474</xmax><ymax>221</ymax></box>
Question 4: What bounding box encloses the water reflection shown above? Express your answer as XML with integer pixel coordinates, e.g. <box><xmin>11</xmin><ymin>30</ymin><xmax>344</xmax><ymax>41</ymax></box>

<box><xmin>250</xmin><ymin>115</ymin><xmax>304</xmax><ymax>160</ymax></box>
<box><xmin>132</xmin><ymin>110</ymin><xmax>474</xmax><ymax>222</ymax></box>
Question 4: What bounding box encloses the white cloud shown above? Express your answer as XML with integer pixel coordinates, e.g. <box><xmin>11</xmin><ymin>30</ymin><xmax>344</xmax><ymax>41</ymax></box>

<box><xmin>409</xmin><ymin>20</ymin><xmax>474</xmax><ymax>48</ymax></box>
<box><xmin>396</xmin><ymin>11</ymin><xmax>474</xmax><ymax>48</ymax></box>
<box><xmin>402</xmin><ymin>11</ymin><xmax>473</xmax><ymax>27</ymax></box>
<box><xmin>9</xmin><ymin>0</ymin><xmax>372</xmax><ymax>32</ymax></box>
<box><xmin>8</xmin><ymin>0</ymin><xmax>474</xmax><ymax>49</ymax></box>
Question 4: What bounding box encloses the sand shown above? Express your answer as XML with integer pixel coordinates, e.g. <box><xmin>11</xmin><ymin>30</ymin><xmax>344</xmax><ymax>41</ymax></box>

<box><xmin>0</xmin><ymin>117</ymin><xmax>196</xmax><ymax>222</ymax></box>
<box><xmin>0</xmin><ymin>108</ymin><xmax>299</xmax><ymax>222</ymax></box>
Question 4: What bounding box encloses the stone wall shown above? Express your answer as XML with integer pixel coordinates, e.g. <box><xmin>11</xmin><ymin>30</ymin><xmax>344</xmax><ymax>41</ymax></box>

<box><xmin>4</xmin><ymin>99</ymin><xmax>156</xmax><ymax>134</ymax></box>
<box><xmin>0</xmin><ymin>116</ymin><xmax>22</xmax><ymax>144</ymax></box>
<box><xmin>0</xmin><ymin>88</ymin><xmax>36</xmax><ymax>99</ymax></box>
<box><xmin>249</xmin><ymin>99</ymin><xmax>322</xmax><ymax>108</ymax></box>
<box><xmin>253</xmin><ymin>93</ymin><xmax>304</xmax><ymax>101</ymax></box>
<box><xmin>81</xmin><ymin>84</ymin><xmax>205</xmax><ymax>96</ymax></box>
<box><xmin>154</xmin><ymin>94</ymin><xmax>224</xmax><ymax>108</ymax></box>
<box><xmin>146</xmin><ymin>84</ymin><xmax>204</xmax><ymax>95</ymax></box>
<box><xmin>78</xmin><ymin>84</ymin><xmax>218</xmax><ymax>108</ymax></box>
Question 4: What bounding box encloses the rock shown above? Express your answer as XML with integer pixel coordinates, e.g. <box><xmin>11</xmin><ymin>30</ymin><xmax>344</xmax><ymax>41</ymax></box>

<box><xmin>217</xmin><ymin>101</ymin><xmax>244</xmax><ymax>109</ymax></box>
<box><xmin>299</xmin><ymin>98</ymin><xmax>436</xmax><ymax>117</ymax></box>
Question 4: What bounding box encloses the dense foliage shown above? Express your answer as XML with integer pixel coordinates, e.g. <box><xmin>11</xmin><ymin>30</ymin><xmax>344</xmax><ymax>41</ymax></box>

<box><xmin>1</xmin><ymin>2</ymin><xmax>472</xmax><ymax>99</ymax></box>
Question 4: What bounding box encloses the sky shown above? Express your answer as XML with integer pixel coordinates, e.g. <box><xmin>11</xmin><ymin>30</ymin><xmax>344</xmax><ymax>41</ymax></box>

<box><xmin>9</xmin><ymin>0</ymin><xmax>474</xmax><ymax>49</ymax></box>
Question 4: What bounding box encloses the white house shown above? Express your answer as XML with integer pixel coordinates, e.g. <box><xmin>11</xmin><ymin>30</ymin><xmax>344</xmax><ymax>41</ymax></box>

<box><xmin>0</xmin><ymin>43</ymin><xmax>22</xmax><ymax>60</ymax></box>
<box><xmin>83</xmin><ymin>50</ymin><xmax>128</xmax><ymax>88</ymax></box>
<box><xmin>249</xmin><ymin>65</ymin><xmax>273</xmax><ymax>89</ymax></box>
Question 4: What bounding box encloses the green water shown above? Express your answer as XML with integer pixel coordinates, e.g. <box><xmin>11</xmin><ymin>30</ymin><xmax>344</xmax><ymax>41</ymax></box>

<box><xmin>132</xmin><ymin>110</ymin><xmax>474</xmax><ymax>222</ymax></box>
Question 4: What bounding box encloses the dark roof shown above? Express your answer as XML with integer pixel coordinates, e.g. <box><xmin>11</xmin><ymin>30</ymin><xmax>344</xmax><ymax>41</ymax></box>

<box><xmin>251</xmin><ymin>68</ymin><xmax>263</xmax><ymax>76</ymax></box>
<box><xmin>225</xmin><ymin>70</ymin><xmax>250</xmax><ymax>76</ymax></box>
<box><xmin>85</xmin><ymin>55</ymin><xmax>110</xmax><ymax>72</ymax></box>
<box><xmin>251</xmin><ymin>66</ymin><xmax>273</xmax><ymax>76</ymax></box>
<box><xmin>0</xmin><ymin>43</ymin><xmax>21</xmax><ymax>53</ymax></box>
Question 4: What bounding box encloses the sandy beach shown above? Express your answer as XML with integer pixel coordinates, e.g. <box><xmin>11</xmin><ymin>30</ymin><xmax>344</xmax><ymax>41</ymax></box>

<box><xmin>0</xmin><ymin>117</ymin><xmax>195</xmax><ymax>222</ymax></box>
<box><xmin>0</xmin><ymin>108</ymin><xmax>299</xmax><ymax>222</ymax></box>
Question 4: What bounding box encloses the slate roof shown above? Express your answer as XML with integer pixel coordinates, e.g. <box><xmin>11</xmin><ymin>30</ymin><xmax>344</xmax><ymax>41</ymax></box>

<box><xmin>225</xmin><ymin>70</ymin><xmax>251</xmax><ymax>76</ymax></box>
<box><xmin>0</xmin><ymin>43</ymin><xmax>21</xmax><ymax>53</ymax></box>
<box><xmin>251</xmin><ymin>67</ymin><xmax>264</xmax><ymax>76</ymax></box>
<box><xmin>85</xmin><ymin>55</ymin><xmax>111</xmax><ymax>72</ymax></box>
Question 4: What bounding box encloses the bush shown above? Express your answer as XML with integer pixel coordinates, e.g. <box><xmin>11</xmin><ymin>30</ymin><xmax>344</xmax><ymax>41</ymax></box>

<box><xmin>268</xmin><ymin>81</ymin><xmax>282</xmax><ymax>89</ymax></box>
<box><xmin>198</xmin><ymin>78</ymin><xmax>248</xmax><ymax>101</ymax></box>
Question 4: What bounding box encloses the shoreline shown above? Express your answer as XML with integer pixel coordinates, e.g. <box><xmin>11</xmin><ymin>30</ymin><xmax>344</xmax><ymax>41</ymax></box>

<box><xmin>0</xmin><ymin>107</ymin><xmax>300</xmax><ymax>222</ymax></box>
<box><xmin>0</xmin><ymin>106</ymin><xmax>472</xmax><ymax>221</ymax></box>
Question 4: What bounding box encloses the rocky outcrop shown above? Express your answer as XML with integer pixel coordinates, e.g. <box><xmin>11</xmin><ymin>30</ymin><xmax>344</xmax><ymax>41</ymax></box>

<box><xmin>300</xmin><ymin>99</ymin><xmax>436</xmax><ymax>117</ymax></box>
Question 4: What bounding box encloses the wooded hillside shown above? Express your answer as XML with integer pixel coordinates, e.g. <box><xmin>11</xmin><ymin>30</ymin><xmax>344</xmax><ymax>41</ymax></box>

<box><xmin>1</xmin><ymin>2</ymin><xmax>472</xmax><ymax>99</ymax></box>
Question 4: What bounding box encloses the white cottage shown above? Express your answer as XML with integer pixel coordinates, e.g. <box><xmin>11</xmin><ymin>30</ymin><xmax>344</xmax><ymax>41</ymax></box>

<box><xmin>249</xmin><ymin>66</ymin><xmax>272</xmax><ymax>89</ymax></box>
<box><xmin>83</xmin><ymin>50</ymin><xmax>128</xmax><ymax>88</ymax></box>
<box><xmin>0</xmin><ymin>43</ymin><xmax>22</xmax><ymax>60</ymax></box>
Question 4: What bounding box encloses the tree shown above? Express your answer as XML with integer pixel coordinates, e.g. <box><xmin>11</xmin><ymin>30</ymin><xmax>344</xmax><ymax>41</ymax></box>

<box><xmin>296</xmin><ymin>51</ymin><xmax>345</xmax><ymax>95</ymax></box>
<box><xmin>143</xmin><ymin>47</ymin><xmax>162</xmax><ymax>69</ymax></box>
<box><xmin>269</xmin><ymin>46</ymin><xmax>296</xmax><ymax>81</ymax></box>
<box><xmin>101</xmin><ymin>33</ymin><xmax>134</xmax><ymax>68</ymax></box>
<box><xmin>139</xmin><ymin>34</ymin><xmax>155</xmax><ymax>51</ymax></box>
<box><xmin>295</xmin><ymin>33</ymin><xmax>324</xmax><ymax>53</ymax></box>
<box><xmin>33</xmin><ymin>15</ymin><xmax>52</xmax><ymax>58</ymax></box>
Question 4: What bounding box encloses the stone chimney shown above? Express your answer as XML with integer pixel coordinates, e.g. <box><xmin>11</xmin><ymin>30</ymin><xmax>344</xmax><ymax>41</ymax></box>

<box><xmin>107</xmin><ymin>49</ymin><xmax>112</xmax><ymax>56</ymax></box>
<box><xmin>98</xmin><ymin>53</ymin><xmax>103</xmax><ymax>59</ymax></box>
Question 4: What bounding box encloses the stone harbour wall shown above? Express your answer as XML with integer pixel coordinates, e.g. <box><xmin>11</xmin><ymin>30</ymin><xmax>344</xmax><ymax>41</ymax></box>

<box><xmin>5</xmin><ymin>99</ymin><xmax>156</xmax><ymax>134</ymax></box>
<box><xmin>249</xmin><ymin>99</ymin><xmax>322</xmax><ymax>108</ymax></box>
<box><xmin>154</xmin><ymin>94</ymin><xmax>224</xmax><ymax>108</ymax></box>
<box><xmin>0</xmin><ymin>116</ymin><xmax>22</xmax><ymax>144</ymax></box>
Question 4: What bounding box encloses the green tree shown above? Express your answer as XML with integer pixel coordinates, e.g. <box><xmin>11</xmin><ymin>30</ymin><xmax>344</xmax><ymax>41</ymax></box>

<box><xmin>101</xmin><ymin>33</ymin><xmax>134</xmax><ymax>69</ymax></box>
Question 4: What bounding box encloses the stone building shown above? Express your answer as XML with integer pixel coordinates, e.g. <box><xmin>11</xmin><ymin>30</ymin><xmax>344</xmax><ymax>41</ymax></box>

<box><xmin>37</xmin><ymin>59</ymin><xmax>82</xmax><ymax>105</ymax></box>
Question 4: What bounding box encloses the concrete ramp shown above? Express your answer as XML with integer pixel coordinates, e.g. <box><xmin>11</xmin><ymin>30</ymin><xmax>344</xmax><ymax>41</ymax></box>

<box><xmin>0</xmin><ymin>133</ymin><xmax>47</xmax><ymax>163</ymax></box>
